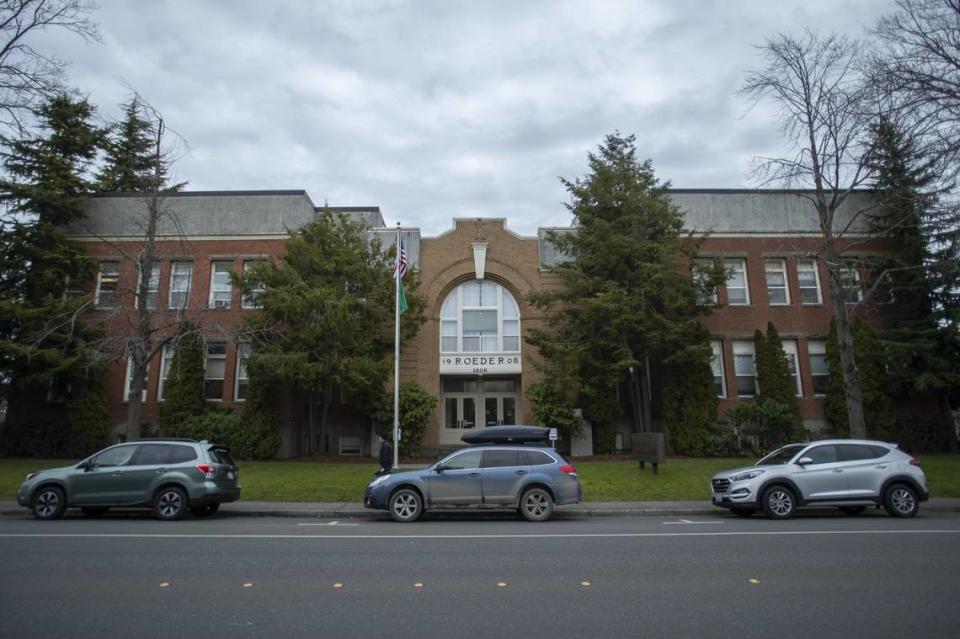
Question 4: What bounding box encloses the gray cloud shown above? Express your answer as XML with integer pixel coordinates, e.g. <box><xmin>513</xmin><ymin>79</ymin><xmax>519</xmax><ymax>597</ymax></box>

<box><xmin>40</xmin><ymin>0</ymin><xmax>893</xmax><ymax>235</ymax></box>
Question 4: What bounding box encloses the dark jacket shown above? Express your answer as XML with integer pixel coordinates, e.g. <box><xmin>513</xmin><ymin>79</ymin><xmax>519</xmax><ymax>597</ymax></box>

<box><xmin>378</xmin><ymin>440</ymin><xmax>393</xmax><ymax>471</ymax></box>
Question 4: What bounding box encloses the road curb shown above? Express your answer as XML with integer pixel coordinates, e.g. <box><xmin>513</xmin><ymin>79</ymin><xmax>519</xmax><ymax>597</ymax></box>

<box><xmin>4</xmin><ymin>501</ymin><xmax>959</xmax><ymax>519</ymax></box>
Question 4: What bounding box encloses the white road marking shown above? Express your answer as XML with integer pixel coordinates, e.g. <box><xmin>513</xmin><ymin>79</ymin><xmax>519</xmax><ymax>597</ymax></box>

<box><xmin>0</xmin><ymin>530</ymin><xmax>958</xmax><ymax>540</ymax></box>
<box><xmin>663</xmin><ymin>519</ymin><xmax>724</xmax><ymax>525</ymax></box>
<box><xmin>297</xmin><ymin>521</ymin><xmax>360</xmax><ymax>527</ymax></box>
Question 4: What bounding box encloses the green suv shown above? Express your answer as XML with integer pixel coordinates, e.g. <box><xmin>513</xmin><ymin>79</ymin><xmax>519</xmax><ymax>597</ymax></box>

<box><xmin>17</xmin><ymin>439</ymin><xmax>241</xmax><ymax>521</ymax></box>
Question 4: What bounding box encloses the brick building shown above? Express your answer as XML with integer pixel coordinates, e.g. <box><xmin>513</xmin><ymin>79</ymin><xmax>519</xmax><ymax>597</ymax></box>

<box><xmin>63</xmin><ymin>188</ymin><xmax>889</xmax><ymax>457</ymax></box>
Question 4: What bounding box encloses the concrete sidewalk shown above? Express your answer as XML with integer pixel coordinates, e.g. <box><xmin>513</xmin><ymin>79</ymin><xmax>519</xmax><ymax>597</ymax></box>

<box><xmin>3</xmin><ymin>498</ymin><xmax>959</xmax><ymax>519</ymax></box>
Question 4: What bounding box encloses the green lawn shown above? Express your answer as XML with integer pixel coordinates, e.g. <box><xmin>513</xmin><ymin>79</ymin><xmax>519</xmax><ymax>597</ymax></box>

<box><xmin>2</xmin><ymin>455</ymin><xmax>958</xmax><ymax>502</ymax></box>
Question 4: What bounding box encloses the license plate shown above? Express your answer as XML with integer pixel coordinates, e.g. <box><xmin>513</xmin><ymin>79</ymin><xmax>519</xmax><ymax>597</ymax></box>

<box><xmin>227</xmin><ymin>472</ymin><xmax>235</xmax><ymax>480</ymax></box>
<box><xmin>712</xmin><ymin>495</ymin><xmax>723</xmax><ymax>505</ymax></box>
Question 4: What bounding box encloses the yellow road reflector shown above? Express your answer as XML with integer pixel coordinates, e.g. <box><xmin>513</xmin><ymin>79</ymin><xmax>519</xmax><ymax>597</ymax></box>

<box><xmin>243</xmin><ymin>582</ymin><xmax>254</xmax><ymax>588</ymax></box>
<box><xmin>414</xmin><ymin>582</ymin><xmax>424</xmax><ymax>588</ymax></box>
<box><xmin>581</xmin><ymin>581</ymin><xmax>592</xmax><ymax>587</ymax></box>
<box><xmin>159</xmin><ymin>582</ymin><xmax>170</xmax><ymax>588</ymax></box>
<box><xmin>749</xmin><ymin>578</ymin><xmax>761</xmax><ymax>585</ymax></box>
<box><xmin>497</xmin><ymin>582</ymin><xmax>507</xmax><ymax>588</ymax></box>
<box><xmin>333</xmin><ymin>582</ymin><xmax>343</xmax><ymax>589</ymax></box>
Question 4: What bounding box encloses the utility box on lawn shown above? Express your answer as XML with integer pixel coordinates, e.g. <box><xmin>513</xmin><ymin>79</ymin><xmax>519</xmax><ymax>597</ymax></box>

<box><xmin>635</xmin><ymin>433</ymin><xmax>665</xmax><ymax>474</ymax></box>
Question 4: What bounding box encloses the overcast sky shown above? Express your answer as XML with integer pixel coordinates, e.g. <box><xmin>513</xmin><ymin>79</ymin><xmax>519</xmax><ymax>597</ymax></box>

<box><xmin>43</xmin><ymin>0</ymin><xmax>893</xmax><ymax>236</ymax></box>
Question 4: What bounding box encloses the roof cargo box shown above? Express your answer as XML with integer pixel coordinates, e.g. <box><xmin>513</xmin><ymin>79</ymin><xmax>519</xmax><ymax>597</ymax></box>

<box><xmin>461</xmin><ymin>425</ymin><xmax>551</xmax><ymax>445</ymax></box>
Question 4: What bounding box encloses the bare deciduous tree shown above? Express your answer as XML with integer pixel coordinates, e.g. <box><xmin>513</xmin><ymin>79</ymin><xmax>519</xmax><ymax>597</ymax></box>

<box><xmin>874</xmin><ymin>0</ymin><xmax>960</xmax><ymax>180</ymax></box>
<box><xmin>0</xmin><ymin>0</ymin><xmax>100</xmax><ymax>134</ymax></box>
<box><xmin>740</xmin><ymin>31</ymin><xmax>879</xmax><ymax>439</ymax></box>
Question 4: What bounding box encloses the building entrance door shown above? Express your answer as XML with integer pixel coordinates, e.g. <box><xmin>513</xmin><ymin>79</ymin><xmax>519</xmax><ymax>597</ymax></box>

<box><xmin>441</xmin><ymin>377</ymin><xmax>519</xmax><ymax>445</ymax></box>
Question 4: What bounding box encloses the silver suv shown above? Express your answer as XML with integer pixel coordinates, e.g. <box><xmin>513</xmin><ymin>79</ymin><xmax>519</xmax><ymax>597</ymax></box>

<box><xmin>711</xmin><ymin>439</ymin><xmax>928</xmax><ymax>519</ymax></box>
<box><xmin>17</xmin><ymin>439</ymin><xmax>241</xmax><ymax>520</ymax></box>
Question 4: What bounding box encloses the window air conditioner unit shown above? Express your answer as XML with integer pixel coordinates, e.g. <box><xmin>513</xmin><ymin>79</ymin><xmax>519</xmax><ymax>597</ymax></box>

<box><xmin>213</xmin><ymin>299</ymin><xmax>230</xmax><ymax>309</ymax></box>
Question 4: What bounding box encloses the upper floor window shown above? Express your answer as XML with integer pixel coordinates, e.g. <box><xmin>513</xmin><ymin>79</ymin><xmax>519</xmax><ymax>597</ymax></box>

<box><xmin>169</xmin><ymin>262</ymin><xmax>192</xmax><ymax>309</ymax></box>
<box><xmin>797</xmin><ymin>259</ymin><xmax>822</xmax><ymax>304</ymax></box>
<box><xmin>439</xmin><ymin>280</ymin><xmax>521</xmax><ymax>354</ymax></box>
<box><xmin>241</xmin><ymin>260</ymin><xmax>265</xmax><ymax>309</ymax></box>
<box><xmin>693</xmin><ymin>259</ymin><xmax>718</xmax><ymax>305</ymax></box>
<box><xmin>137</xmin><ymin>264</ymin><xmax>160</xmax><ymax>310</ymax></box>
<box><xmin>724</xmin><ymin>259</ymin><xmax>749</xmax><ymax>305</ymax></box>
<box><xmin>95</xmin><ymin>262</ymin><xmax>120</xmax><ymax>309</ymax></box>
<box><xmin>840</xmin><ymin>266</ymin><xmax>862</xmax><ymax>303</ymax></box>
<box><xmin>764</xmin><ymin>259</ymin><xmax>789</xmax><ymax>305</ymax></box>
<box><xmin>209</xmin><ymin>262</ymin><xmax>233</xmax><ymax>309</ymax></box>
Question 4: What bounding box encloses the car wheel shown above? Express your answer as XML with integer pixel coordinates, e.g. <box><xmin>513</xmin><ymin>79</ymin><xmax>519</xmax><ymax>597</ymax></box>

<box><xmin>730</xmin><ymin>507</ymin><xmax>756</xmax><ymax>517</ymax></box>
<box><xmin>762</xmin><ymin>485</ymin><xmax>796</xmax><ymax>520</ymax></box>
<box><xmin>32</xmin><ymin>486</ymin><xmax>66</xmax><ymax>520</ymax></box>
<box><xmin>189</xmin><ymin>503</ymin><xmax>220</xmax><ymax>517</ymax></box>
<box><xmin>153</xmin><ymin>487</ymin><xmax>188</xmax><ymax>521</ymax></box>
<box><xmin>81</xmin><ymin>507</ymin><xmax>109</xmax><ymax>518</ymax></box>
<box><xmin>389</xmin><ymin>488</ymin><xmax>423</xmax><ymax>523</ymax></box>
<box><xmin>840</xmin><ymin>505</ymin><xmax>867</xmax><ymax>516</ymax></box>
<box><xmin>519</xmin><ymin>487</ymin><xmax>554</xmax><ymax>522</ymax></box>
<box><xmin>884</xmin><ymin>483</ymin><xmax>919</xmax><ymax>518</ymax></box>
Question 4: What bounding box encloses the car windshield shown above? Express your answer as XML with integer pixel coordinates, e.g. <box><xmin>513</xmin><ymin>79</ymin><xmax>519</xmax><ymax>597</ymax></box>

<box><xmin>756</xmin><ymin>445</ymin><xmax>805</xmax><ymax>466</ymax></box>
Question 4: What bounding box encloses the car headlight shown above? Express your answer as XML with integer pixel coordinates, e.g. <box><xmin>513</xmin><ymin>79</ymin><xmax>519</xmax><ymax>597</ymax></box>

<box><xmin>369</xmin><ymin>475</ymin><xmax>389</xmax><ymax>488</ymax></box>
<box><xmin>25</xmin><ymin>472</ymin><xmax>38</xmax><ymax>481</ymax></box>
<box><xmin>730</xmin><ymin>470</ymin><xmax>765</xmax><ymax>482</ymax></box>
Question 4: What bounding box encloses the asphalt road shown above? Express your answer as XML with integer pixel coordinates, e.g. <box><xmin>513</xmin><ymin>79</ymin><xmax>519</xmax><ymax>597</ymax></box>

<box><xmin>1</xmin><ymin>510</ymin><xmax>959</xmax><ymax>639</ymax></box>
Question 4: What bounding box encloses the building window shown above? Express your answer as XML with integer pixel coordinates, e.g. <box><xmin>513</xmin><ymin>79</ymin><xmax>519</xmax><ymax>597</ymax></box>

<box><xmin>711</xmin><ymin>340</ymin><xmax>726</xmax><ymax>398</ymax></box>
<box><xmin>169</xmin><ymin>262</ymin><xmax>192</xmax><ymax>309</ymax></box>
<box><xmin>235</xmin><ymin>342</ymin><xmax>251</xmax><ymax>401</ymax></box>
<box><xmin>95</xmin><ymin>262</ymin><xmax>120</xmax><ymax>309</ymax></box>
<box><xmin>764</xmin><ymin>259</ymin><xmax>789</xmax><ymax>305</ymax></box>
<box><xmin>840</xmin><ymin>266</ymin><xmax>862</xmax><ymax>303</ymax></box>
<box><xmin>137</xmin><ymin>264</ymin><xmax>160</xmax><ymax>310</ymax></box>
<box><xmin>781</xmin><ymin>339</ymin><xmax>802</xmax><ymax>397</ymax></box>
<box><xmin>209</xmin><ymin>261</ymin><xmax>233</xmax><ymax>309</ymax></box>
<box><xmin>204</xmin><ymin>342</ymin><xmax>227</xmax><ymax>401</ymax></box>
<box><xmin>797</xmin><ymin>259</ymin><xmax>822</xmax><ymax>304</ymax></box>
<box><xmin>124</xmin><ymin>357</ymin><xmax>148</xmax><ymax>402</ymax></box>
<box><xmin>732</xmin><ymin>340</ymin><xmax>756</xmax><ymax>398</ymax></box>
<box><xmin>693</xmin><ymin>259</ymin><xmax>718</xmax><ymax>305</ymax></box>
<box><xmin>241</xmin><ymin>260</ymin><xmax>265</xmax><ymax>309</ymax></box>
<box><xmin>808</xmin><ymin>340</ymin><xmax>829</xmax><ymax>397</ymax></box>
<box><xmin>724</xmin><ymin>259</ymin><xmax>749</xmax><ymax>305</ymax></box>
<box><xmin>438</xmin><ymin>280</ymin><xmax>521</xmax><ymax>354</ymax></box>
<box><xmin>158</xmin><ymin>345</ymin><xmax>174</xmax><ymax>401</ymax></box>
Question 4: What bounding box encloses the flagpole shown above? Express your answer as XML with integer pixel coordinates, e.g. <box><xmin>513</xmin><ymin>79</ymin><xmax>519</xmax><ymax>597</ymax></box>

<box><xmin>393</xmin><ymin>222</ymin><xmax>401</xmax><ymax>470</ymax></box>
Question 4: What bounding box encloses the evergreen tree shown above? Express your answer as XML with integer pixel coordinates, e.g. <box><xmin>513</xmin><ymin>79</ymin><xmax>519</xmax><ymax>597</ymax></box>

<box><xmin>157</xmin><ymin>326</ymin><xmax>207</xmax><ymax>435</ymax></box>
<box><xmin>755</xmin><ymin>322</ymin><xmax>800</xmax><ymax>417</ymax></box>
<box><xmin>528</xmin><ymin>133</ymin><xmax>715</xmax><ymax>438</ymax></box>
<box><xmin>663</xmin><ymin>329</ymin><xmax>718</xmax><ymax>456</ymax></box>
<box><xmin>239</xmin><ymin>360</ymin><xmax>281</xmax><ymax>460</ymax></box>
<box><xmin>868</xmin><ymin>116</ymin><xmax>960</xmax><ymax>450</ymax></box>
<box><xmin>66</xmin><ymin>369</ymin><xmax>111</xmax><ymax>456</ymax></box>
<box><xmin>0</xmin><ymin>93</ymin><xmax>103</xmax><ymax>423</ymax></box>
<box><xmin>97</xmin><ymin>96</ymin><xmax>182</xmax><ymax>192</ymax></box>
<box><xmin>238</xmin><ymin>209</ymin><xmax>425</xmax><ymax>453</ymax></box>
<box><xmin>825</xmin><ymin>320</ymin><xmax>896</xmax><ymax>438</ymax></box>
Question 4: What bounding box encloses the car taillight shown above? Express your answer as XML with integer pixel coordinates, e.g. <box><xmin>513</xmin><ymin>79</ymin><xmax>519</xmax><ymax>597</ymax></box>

<box><xmin>196</xmin><ymin>464</ymin><xmax>215</xmax><ymax>480</ymax></box>
<box><xmin>559</xmin><ymin>464</ymin><xmax>577</xmax><ymax>477</ymax></box>
<box><xmin>909</xmin><ymin>458</ymin><xmax>922</xmax><ymax>467</ymax></box>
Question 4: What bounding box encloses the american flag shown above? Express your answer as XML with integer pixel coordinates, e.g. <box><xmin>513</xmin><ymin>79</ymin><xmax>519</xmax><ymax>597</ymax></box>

<box><xmin>395</xmin><ymin>239</ymin><xmax>408</xmax><ymax>279</ymax></box>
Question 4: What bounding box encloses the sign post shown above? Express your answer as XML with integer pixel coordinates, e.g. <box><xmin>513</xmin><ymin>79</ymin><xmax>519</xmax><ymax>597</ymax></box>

<box><xmin>548</xmin><ymin>427</ymin><xmax>558</xmax><ymax>448</ymax></box>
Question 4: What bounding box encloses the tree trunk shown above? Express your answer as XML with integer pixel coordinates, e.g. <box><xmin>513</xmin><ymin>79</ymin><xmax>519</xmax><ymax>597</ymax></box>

<box><xmin>939</xmin><ymin>391</ymin><xmax>958</xmax><ymax>453</ymax></box>
<box><xmin>125</xmin><ymin>360</ymin><xmax>146</xmax><ymax>441</ymax></box>
<box><xmin>824</xmin><ymin>254</ymin><xmax>867</xmax><ymax>439</ymax></box>
<box><xmin>320</xmin><ymin>381</ymin><xmax>332</xmax><ymax>454</ymax></box>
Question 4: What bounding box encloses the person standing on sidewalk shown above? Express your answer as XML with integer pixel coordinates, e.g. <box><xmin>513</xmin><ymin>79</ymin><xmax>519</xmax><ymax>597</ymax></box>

<box><xmin>375</xmin><ymin>433</ymin><xmax>393</xmax><ymax>476</ymax></box>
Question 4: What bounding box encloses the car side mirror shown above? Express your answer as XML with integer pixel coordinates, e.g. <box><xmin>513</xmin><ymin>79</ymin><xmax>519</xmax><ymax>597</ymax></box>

<box><xmin>434</xmin><ymin>464</ymin><xmax>445</xmax><ymax>473</ymax></box>
<box><xmin>80</xmin><ymin>461</ymin><xmax>94</xmax><ymax>472</ymax></box>
<box><xmin>797</xmin><ymin>457</ymin><xmax>813</xmax><ymax>466</ymax></box>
